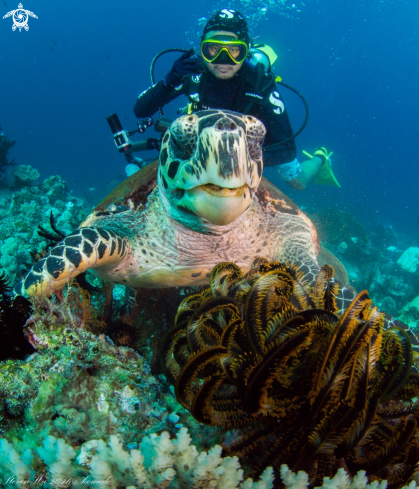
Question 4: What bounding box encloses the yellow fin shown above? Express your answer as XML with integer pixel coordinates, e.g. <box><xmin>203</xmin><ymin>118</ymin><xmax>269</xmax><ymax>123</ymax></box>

<box><xmin>315</xmin><ymin>161</ymin><xmax>341</xmax><ymax>187</ymax></box>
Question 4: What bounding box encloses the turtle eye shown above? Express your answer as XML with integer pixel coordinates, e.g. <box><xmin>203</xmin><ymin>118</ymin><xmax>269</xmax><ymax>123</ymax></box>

<box><xmin>245</xmin><ymin>116</ymin><xmax>266</xmax><ymax>160</ymax></box>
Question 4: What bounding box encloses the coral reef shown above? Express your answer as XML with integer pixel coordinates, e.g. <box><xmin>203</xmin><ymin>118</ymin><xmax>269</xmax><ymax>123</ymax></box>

<box><xmin>279</xmin><ymin>465</ymin><xmax>416</xmax><ymax>489</ymax></box>
<box><xmin>0</xmin><ymin>282</ymin><xmax>226</xmax><ymax>458</ymax></box>
<box><xmin>0</xmin><ymin>169</ymin><xmax>85</xmax><ymax>284</ymax></box>
<box><xmin>2</xmin><ymin>431</ymin><xmax>418</xmax><ymax>489</ymax></box>
<box><xmin>0</xmin><ymin>428</ymin><xmax>274</xmax><ymax>489</ymax></box>
<box><xmin>0</xmin><ymin>133</ymin><xmax>85</xmax><ymax>285</ymax></box>
<box><xmin>162</xmin><ymin>260</ymin><xmax>419</xmax><ymax>488</ymax></box>
<box><xmin>306</xmin><ymin>208</ymin><xmax>419</xmax><ymax>323</ymax></box>
<box><xmin>398</xmin><ymin>248</ymin><xmax>419</xmax><ymax>273</ymax></box>
<box><xmin>3</xmin><ymin>164</ymin><xmax>40</xmax><ymax>190</ymax></box>
<box><xmin>0</xmin><ymin>290</ymin><xmax>184</xmax><ymax>452</ymax></box>
<box><xmin>398</xmin><ymin>296</ymin><xmax>419</xmax><ymax>330</ymax></box>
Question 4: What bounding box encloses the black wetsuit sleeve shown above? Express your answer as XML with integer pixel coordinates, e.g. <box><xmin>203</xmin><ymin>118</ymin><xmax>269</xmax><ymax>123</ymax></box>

<box><xmin>254</xmin><ymin>88</ymin><xmax>297</xmax><ymax>167</ymax></box>
<box><xmin>133</xmin><ymin>80</ymin><xmax>184</xmax><ymax>118</ymax></box>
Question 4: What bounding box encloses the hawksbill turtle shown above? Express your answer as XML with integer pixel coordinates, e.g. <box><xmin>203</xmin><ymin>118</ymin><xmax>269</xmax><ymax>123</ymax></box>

<box><xmin>17</xmin><ymin>109</ymin><xmax>347</xmax><ymax>301</ymax></box>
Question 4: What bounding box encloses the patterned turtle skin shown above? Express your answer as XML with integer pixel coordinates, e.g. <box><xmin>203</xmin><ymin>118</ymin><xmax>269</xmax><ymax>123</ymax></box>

<box><xmin>16</xmin><ymin>110</ymin><xmax>334</xmax><ymax>299</ymax></box>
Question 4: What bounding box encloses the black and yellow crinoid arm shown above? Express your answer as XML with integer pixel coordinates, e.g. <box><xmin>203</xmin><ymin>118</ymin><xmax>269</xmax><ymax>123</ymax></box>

<box><xmin>15</xmin><ymin>227</ymin><xmax>130</xmax><ymax>298</ymax></box>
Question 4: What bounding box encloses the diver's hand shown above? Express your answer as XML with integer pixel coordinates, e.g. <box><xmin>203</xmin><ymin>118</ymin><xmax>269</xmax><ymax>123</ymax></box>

<box><xmin>147</xmin><ymin>138</ymin><xmax>161</xmax><ymax>151</ymax></box>
<box><xmin>164</xmin><ymin>48</ymin><xmax>205</xmax><ymax>88</ymax></box>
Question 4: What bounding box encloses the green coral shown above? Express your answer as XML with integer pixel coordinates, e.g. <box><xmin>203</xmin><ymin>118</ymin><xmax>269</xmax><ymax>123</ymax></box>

<box><xmin>0</xmin><ymin>288</ymin><xmax>224</xmax><ymax>457</ymax></box>
<box><xmin>0</xmin><ymin>170</ymin><xmax>86</xmax><ymax>284</ymax></box>
<box><xmin>0</xmin><ymin>295</ymin><xmax>175</xmax><ymax>452</ymax></box>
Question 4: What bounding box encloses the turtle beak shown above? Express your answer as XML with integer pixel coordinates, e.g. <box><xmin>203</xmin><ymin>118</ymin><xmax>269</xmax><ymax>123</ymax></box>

<box><xmin>181</xmin><ymin>183</ymin><xmax>253</xmax><ymax>225</ymax></box>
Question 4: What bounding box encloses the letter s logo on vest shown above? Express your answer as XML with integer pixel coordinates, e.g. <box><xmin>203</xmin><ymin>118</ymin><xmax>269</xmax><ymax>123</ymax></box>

<box><xmin>269</xmin><ymin>91</ymin><xmax>285</xmax><ymax>115</ymax></box>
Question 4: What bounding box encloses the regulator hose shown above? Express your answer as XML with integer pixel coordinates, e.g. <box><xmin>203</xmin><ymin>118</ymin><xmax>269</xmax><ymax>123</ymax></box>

<box><xmin>264</xmin><ymin>80</ymin><xmax>310</xmax><ymax>150</ymax></box>
<box><xmin>150</xmin><ymin>48</ymin><xmax>188</xmax><ymax>85</ymax></box>
<box><xmin>150</xmin><ymin>49</ymin><xmax>188</xmax><ymax>115</ymax></box>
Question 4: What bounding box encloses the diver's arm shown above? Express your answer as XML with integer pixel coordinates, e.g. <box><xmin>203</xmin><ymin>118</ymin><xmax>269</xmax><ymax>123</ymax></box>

<box><xmin>134</xmin><ymin>50</ymin><xmax>204</xmax><ymax>118</ymax></box>
<box><xmin>134</xmin><ymin>81</ymin><xmax>181</xmax><ymax>118</ymax></box>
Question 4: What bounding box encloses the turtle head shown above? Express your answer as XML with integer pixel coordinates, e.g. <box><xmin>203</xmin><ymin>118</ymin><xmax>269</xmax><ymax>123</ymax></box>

<box><xmin>158</xmin><ymin>110</ymin><xmax>265</xmax><ymax>229</ymax></box>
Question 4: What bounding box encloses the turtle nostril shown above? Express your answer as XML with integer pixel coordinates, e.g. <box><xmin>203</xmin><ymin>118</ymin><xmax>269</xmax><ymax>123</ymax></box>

<box><xmin>215</xmin><ymin>119</ymin><xmax>238</xmax><ymax>132</ymax></box>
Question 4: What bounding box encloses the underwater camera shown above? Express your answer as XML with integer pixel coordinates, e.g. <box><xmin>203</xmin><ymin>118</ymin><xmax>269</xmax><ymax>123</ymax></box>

<box><xmin>106</xmin><ymin>113</ymin><xmax>132</xmax><ymax>154</ymax></box>
<box><xmin>107</xmin><ymin>113</ymin><xmax>172</xmax><ymax>156</ymax></box>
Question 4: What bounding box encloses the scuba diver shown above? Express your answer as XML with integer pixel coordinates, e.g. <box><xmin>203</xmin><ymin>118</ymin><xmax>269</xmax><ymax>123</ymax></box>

<box><xmin>134</xmin><ymin>8</ymin><xmax>338</xmax><ymax>190</ymax></box>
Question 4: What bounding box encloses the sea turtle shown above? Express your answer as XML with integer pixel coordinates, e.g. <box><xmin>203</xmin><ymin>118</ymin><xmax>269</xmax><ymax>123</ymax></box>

<box><xmin>16</xmin><ymin>109</ymin><xmax>345</xmax><ymax>299</ymax></box>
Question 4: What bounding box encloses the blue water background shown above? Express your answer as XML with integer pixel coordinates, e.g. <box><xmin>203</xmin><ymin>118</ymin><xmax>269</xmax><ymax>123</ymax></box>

<box><xmin>1</xmin><ymin>0</ymin><xmax>418</xmax><ymax>243</ymax></box>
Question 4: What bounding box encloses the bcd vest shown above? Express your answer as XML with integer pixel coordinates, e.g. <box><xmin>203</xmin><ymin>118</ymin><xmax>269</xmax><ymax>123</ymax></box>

<box><xmin>182</xmin><ymin>63</ymin><xmax>277</xmax><ymax>115</ymax></box>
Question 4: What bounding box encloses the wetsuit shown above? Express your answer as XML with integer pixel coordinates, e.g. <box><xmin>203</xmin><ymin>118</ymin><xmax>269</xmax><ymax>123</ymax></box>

<box><xmin>134</xmin><ymin>63</ymin><xmax>300</xmax><ymax>180</ymax></box>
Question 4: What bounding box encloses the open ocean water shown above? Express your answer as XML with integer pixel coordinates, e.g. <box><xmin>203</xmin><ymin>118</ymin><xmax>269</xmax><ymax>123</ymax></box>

<box><xmin>0</xmin><ymin>0</ymin><xmax>418</xmax><ymax>241</ymax></box>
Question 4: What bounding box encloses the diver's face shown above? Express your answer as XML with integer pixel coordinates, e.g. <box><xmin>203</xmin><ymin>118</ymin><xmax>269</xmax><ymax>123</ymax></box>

<box><xmin>204</xmin><ymin>30</ymin><xmax>244</xmax><ymax>80</ymax></box>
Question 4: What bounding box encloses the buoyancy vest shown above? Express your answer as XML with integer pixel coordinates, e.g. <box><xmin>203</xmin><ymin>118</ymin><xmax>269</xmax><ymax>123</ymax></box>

<box><xmin>182</xmin><ymin>62</ymin><xmax>277</xmax><ymax>115</ymax></box>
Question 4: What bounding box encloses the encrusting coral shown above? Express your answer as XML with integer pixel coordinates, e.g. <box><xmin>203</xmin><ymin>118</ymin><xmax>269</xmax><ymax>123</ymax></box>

<box><xmin>0</xmin><ymin>286</ymin><xmax>191</xmax><ymax>452</ymax></box>
<box><xmin>162</xmin><ymin>260</ymin><xmax>419</xmax><ymax>488</ymax></box>
<box><xmin>0</xmin><ymin>128</ymin><xmax>85</xmax><ymax>284</ymax></box>
<box><xmin>0</xmin><ymin>169</ymin><xmax>85</xmax><ymax>284</ymax></box>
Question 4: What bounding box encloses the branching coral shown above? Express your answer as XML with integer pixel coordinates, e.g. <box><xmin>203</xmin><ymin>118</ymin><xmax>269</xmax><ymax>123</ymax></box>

<box><xmin>1</xmin><ymin>430</ymin><xmax>417</xmax><ymax>489</ymax></box>
<box><xmin>162</xmin><ymin>260</ymin><xmax>419</xmax><ymax>488</ymax></box>
<box><xmin>0</xmin><ymin>428</ymin><xmax>274</xmax><ymax>489</ymax></box>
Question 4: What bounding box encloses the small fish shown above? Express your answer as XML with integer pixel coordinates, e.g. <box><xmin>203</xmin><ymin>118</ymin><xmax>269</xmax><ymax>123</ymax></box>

<box><xmin>49</xmin><ymin>46</ymin><xmax>54</xmax><ymax>51</ymax></box>
<box><xmin>2</xmin><ymin>0</ymin><xmax>8</xmax><ymax>6</ymax></box>
<box><xmin>50</xmin><ymin>38</ymin><xmax>57</xmax><ymax>45</ymax></box>
<box><xmin>104</xmin><ymin>54</ymin><xmax>110</xmax><ymax>60</ymax></box>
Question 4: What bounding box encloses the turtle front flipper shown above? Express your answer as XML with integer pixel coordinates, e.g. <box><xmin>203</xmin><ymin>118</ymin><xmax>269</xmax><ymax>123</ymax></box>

<box><xmin>15</xmin><ymin>227</ymin><xmax>130</xmax><ymax>297</ymax></box>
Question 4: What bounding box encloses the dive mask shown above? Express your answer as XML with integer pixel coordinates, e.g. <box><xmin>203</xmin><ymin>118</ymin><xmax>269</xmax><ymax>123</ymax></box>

<box><xmin>201</xmin><ymin>35</ymin><xmax>248</xmax><ymax>65</ymax></box>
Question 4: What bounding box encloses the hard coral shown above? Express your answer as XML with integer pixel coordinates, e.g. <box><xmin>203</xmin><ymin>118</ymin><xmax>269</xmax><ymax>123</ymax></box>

<box><xmin>0</xmin><ymin>291</ymin><xmax>180</xmax><ymax>452</ymax></box>
<box><xmin>0</xmin><ymin>429</ymin><xmax>275</xmax><ymax>489</ymax></box>
<box><xmin>0</xmin><ymin>170</ymin><xmax>85</xmax><ymax>285</ymax></box>
<box><xmin>162</xmin><ymin>260</ymin><xmax>419</xmax><ymax>489</ymax></box>
<box><xmin>8</xmin><ymin>164</ymin><xmax>40</xmax><ymax>189</ymax></box>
